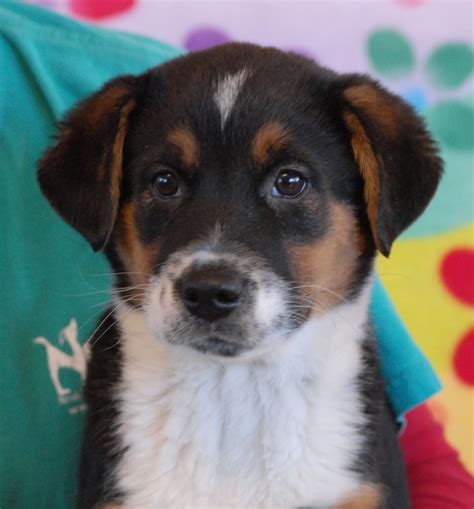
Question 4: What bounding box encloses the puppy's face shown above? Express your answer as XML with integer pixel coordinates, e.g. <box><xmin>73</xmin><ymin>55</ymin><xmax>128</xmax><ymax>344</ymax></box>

<box><xmin>38</xmin><ymin>44</ymin><xmax>442</xmax><ymax>358</ymax></box>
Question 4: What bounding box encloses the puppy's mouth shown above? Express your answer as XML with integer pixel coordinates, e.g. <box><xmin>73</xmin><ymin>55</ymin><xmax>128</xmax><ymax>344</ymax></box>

<box><xmin>189</xmin><ymin>336</ymin><xmax>247</xmax><ymax>357</ymax></box>
<box><xmin>144</xmin><ymin>244</ymin><xmax>300</xmax><ymax>359</ymax></box>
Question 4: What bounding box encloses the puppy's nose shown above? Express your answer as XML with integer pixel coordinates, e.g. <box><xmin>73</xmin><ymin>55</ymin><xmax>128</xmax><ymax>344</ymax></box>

<box><xmin>179</xmin><ymin>268</ymin><xmax>243</xmax><ymax>322</ymax></box>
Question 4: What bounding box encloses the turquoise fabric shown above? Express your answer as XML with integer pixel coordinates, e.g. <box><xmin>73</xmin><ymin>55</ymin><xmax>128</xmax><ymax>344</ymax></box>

<box><xmin>0</xmin><ymin>3</ymin><xmax>182</xmax><ymax>508</ymax></box>
<box><xmin>0</xmin><ymin>2</ymin><xmax>440</xmax><ymax>507</ymax></box>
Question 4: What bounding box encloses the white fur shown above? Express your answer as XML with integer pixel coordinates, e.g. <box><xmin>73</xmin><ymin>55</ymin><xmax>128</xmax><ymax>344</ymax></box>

<box><xmin>214</xmin><ymin>70</ymin><xmax>249</xmax><ymax>129</ymax></box>
<box><xmin>114</xmin><ymin>282</ymin><xmax>372</xmax><ymax>508</ymax></box>
<box><xmin>254</xmin><ymin>283</ymin><xmax>286</xmax><ymax>331</ymax></box>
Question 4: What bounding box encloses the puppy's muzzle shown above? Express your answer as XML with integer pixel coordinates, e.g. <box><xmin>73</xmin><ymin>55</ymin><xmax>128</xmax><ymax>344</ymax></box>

<box><xmin>177</xmin><ymin>267</ymin><xmax>244</xmax><ymax>322</ymax></box>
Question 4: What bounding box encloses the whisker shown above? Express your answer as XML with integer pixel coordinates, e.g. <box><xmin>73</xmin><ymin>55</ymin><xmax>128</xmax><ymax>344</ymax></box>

<box><xmin>88</xmin><ymin>271</ymin><xmax>153</xmax><ymax>278</ymax></box>
<box><xmin>99</xmin><ymin>304</ymin><xmax>138</xmax><ymax>352</ymax></box>
<box><xmin>76</xmin><ymin>285</ymin><xmax>149</xmax><ymax>335</ymax></box>
<box><xmin>87</xmin><ymin>297</ymin><xmax>137</xmax><ymax>349</ymax></box>
<box><xmin>88</xmin><ymin>293</ymin><xmax>148</xmax><ymax>310</ymax></box>
<box><xmin>77</xmin><ymin>307</ymin><xmax>114</xmax><ymax>335</ymax></box>
<box><xmin>63</xmin><ymin>284</ymin><xmax>149</xmax><ymax>298</ymax></box>
<box><xmin>285</xmin><ymin>293</ymin><xmax>359</xmax><ymax>333</ymax></box>
<box><xmin>284</xmin><ymin>283</ymin><xmax>349</xmax><ymax>304</ymax></box>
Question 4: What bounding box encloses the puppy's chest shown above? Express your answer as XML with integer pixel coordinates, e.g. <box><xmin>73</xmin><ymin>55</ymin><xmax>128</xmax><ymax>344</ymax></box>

<box><xmin>116</xmin><ymin>351</ymin><xmax>364</xmax><ymax>508</ymax></box>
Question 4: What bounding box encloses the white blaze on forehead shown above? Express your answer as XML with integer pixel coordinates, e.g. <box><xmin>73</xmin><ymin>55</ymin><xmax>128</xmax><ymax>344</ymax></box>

<box><xmin>214</xmin><ymin>69</ymin><xmax>249</xmax><ymax>129</ymax></box>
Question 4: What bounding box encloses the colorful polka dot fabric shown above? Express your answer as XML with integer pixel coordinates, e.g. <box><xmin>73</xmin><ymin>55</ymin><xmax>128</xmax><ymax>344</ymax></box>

<box><xmin>29</xmin><ymin>0</ymin><xmax>474</xmax><ymax>473</ymax></box>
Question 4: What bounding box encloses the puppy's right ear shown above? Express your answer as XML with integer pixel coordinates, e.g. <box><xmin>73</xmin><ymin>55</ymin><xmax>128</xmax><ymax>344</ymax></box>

<box><xmin>37</xmin><ymin>75</ymin><xmax>138</xmax><ymax>252</ymax></box>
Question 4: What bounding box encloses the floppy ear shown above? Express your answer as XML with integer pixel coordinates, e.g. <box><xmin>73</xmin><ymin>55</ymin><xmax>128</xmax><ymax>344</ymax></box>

<box><xmin>340</xmin><ymin>75</ymin><xmax>443</xmax><ymax>256</ymax></box>
<box><xmin>37</xmin><ymin>75</ymin><xmax>138</xmax><ymax>252</ymax></box>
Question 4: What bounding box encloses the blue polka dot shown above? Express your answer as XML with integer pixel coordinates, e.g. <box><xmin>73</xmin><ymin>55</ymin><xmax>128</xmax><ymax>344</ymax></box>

<box><xmin>403</xmin><ymin>87</ymin><xmax>427</xmax><ymax>112</ymax></box>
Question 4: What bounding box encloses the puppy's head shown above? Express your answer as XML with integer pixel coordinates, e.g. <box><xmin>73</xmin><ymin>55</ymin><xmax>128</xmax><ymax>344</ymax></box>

<box><xmin>38</xmin><ymin>43</ymin><xmax>442</xmax><ymax>358</ymax></box>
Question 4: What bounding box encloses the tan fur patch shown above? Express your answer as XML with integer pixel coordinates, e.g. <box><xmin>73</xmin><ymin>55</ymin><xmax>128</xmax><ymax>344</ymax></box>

<box><xmin>252</xmin><ymin>121</ymin><xmax>288</xmax><ymax>165</ymax></box>
<box><xmin>96</xmin><ymin>97</ymin><xmax>135</xmax><ymax>181</ymax></box>
<box><xmin>168</xmin><ymin>127</ymin><xmax>199</xmax><ymax>169</ymax></box>
<box><xmin>332</xmin><ymin>484</ymin><xmax>383</xmax><ymax>509</ymax></box>
<box><xmin>344</xmin><ymin>84</ymin><xmax>397</xmax><ymax>138</ymax></box>
<box><xmin>100</xmin><ymin>504</ymin><xmax>123</xmax><ymax>509</ymax></box>
<box><xmin>288</xmin><ymin>202</ymin><xmax>360</xmax><ymax>314</ymax></box>
<box><xmin>87</xmin><ymin>85</ymin><xmax>131</xmax><ymax>127</ymax></box>
<box><xmin>116</xmin><ymin>201</ymin><xmax>159</xmax><ymax>303</ymax></box>
<box><xmin>343</xmin><ymin>111</ymin><xmax>382</xmax><ymax>253</ymax></box>
<box><xmin>109</xmin><ymin>99</ymin><xmax>136</xmax><ymax>198</ymax></box>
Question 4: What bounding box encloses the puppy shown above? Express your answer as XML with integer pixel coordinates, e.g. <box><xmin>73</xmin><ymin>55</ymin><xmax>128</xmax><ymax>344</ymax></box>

<box><xmin>38</xmin><ymin>43</ymin><xmax>442</xmax><ymax>509</ymax></box>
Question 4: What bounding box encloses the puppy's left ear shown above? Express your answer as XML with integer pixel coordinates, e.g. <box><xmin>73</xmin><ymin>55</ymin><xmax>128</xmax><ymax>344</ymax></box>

<box><xmin>340</xmin><ymin>75</ymin><xmax>443</xmax><ymax>256</ymax></box>
<box><xmin>38</xmin><ymin>75</ymin><xmax>138</xmax><ymax>252</ymax></box>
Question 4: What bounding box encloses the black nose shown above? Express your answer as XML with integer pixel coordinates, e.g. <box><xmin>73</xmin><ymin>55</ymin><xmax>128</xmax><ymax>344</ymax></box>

<box><xmin>179</xmin><ymin>268</ymin><xmax>243</xmax><ymax>322</ymax></box>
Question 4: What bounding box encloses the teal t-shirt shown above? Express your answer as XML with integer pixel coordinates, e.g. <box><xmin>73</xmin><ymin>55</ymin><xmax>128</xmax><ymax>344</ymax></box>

<box><xmin>0</xmin><ymin>3</ymin><xmax>440</xmax><ymax>507</ymax></box>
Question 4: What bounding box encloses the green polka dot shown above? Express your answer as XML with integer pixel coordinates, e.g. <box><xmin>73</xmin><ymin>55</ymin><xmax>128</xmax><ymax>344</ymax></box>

<box><xmin>426</xmin><ymin>100</ymin><xmax>474</xmax><ymax>150</ymax></box>
<box><xmin>404</xmin><ymin>96</ymin><xmax>474</xmax><ymax>238</ymax></box>
<box><xmin>426</xmin><ymin>43</ymin><xmax>474</xmax><ymax>89</ymax></box>
<box><xmin>403</xmin><ymin>148</ymin><xmax>473</xmax><ymax>238</ymax></box>
<box><xmin>367</xmin><ymin>29</ymin><xmax>415</xmax><ymax>78</ymax></box>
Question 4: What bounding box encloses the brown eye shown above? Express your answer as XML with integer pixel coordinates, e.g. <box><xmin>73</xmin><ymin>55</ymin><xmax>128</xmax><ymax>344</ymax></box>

<box><xmin>152</xmin><ymin>170</ymin><xmax>180</xmax><ymax>197</ymax></box>
<box><xmin>273</xmin><ymin>170</ymin><xmax>307</xmax><ymax>198</ymax></box>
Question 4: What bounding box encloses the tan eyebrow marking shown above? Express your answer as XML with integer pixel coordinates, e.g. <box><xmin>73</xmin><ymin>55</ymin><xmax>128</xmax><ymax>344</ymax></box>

<box><xmin>252</xmin><ymin>121</ymin><xmax>288</xmax><ymax>166</ymax></box>
<box><xmin>167</xmin><ymin>127</ymin><xmax>199</xmax><ymax>169</ymax></box>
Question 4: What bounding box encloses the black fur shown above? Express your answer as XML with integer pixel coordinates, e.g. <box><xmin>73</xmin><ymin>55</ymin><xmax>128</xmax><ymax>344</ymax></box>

<box><xmin>37</xmin><ymin>43</ymin><xmax>441</xmax><ymax>508</ymax></box>
<box><xmin>77</xmin><ymin>311</ymin><xmax>123</xmax><ymax>508</ymax></box>
<box><xmin>356</xmin><ymin>333</ymin><xmax>410</xmax><ymax>508</ymax></box>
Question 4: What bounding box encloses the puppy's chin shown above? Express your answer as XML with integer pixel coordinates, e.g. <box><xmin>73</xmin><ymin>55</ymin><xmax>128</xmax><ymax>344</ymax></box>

<box><xmin>189</xmin><ymin>336</ymin><xmax>247</xmax><ymax>358</ymax></box>
<box><xmin>153</xmin><ymin>320</ymin><xmax>301</xmax><ymax>363</ymax></box>
<box><xmin>142</xmin><ymin>259</ymin><xmax>305</xmax><ymax>362</ymax></box>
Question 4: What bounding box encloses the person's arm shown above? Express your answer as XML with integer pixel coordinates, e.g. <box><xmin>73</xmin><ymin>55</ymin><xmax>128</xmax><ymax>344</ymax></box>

<box><xmin>400</xmin><ymin>403</ymin><xmax>474</xmax><ymax>508</ymax></box>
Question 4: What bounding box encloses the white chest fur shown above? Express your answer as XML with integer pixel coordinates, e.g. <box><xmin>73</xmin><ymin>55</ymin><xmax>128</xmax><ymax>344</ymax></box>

<box><xmin>114</xmin><ymin>287</ymin><xmax>371</xmax><ymax>509</ymax></box>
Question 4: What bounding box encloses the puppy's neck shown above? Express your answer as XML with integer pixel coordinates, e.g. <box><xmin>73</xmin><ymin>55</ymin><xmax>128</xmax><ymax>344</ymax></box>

<box><xmin>113</xmin><ymin>280</ymin><xmax>373</xmax><ymax>508</ymax></box>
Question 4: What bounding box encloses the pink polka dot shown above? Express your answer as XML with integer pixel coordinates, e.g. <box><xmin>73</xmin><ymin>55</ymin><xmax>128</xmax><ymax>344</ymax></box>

<box><xmin>440</xmin><ymin>248</ymin><xmax>474</xmax><ymax>307</ymax></box>
<box><xmin>69</xmin><ymin>0</ymin><xmax>136</xmax><ymax>20</ymax></box>
<box><xmin>453</xmin><ymin>328</ymin><xmax>474</xmax><ymax>386</ymax></box>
